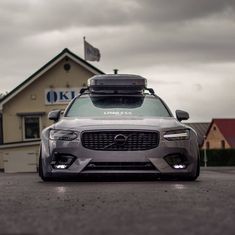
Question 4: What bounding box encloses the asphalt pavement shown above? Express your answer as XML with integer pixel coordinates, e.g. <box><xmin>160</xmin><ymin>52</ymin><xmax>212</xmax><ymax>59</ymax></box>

<box><xmin>0</xmin><ymin>167</ymin><xmax>234</xmax><ymax>235</ymax></box>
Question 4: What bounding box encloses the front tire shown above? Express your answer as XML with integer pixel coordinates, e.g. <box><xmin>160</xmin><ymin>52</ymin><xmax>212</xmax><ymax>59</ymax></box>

<box><xmin>180</xmin><ymin>157</ymin><xmax>200</xmax><ymax>181</ymax></box>
<box><xmin>39</xmin><ymin>153</ymin><xmax>52</xmax><ymax>182</ymax></box>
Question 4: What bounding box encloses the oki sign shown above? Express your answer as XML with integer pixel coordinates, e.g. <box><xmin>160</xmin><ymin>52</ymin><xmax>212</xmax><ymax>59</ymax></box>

<box><xmin>45</xmin><ymin>88</ymin><xmax>80</xmax><ymax>105</ymax></box>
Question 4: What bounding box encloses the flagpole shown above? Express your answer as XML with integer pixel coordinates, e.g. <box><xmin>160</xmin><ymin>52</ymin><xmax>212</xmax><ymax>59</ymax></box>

<box><xmin>83</xmin><ymin>36</ymin><xmax>86</xmax><ymax>60</ymax></box>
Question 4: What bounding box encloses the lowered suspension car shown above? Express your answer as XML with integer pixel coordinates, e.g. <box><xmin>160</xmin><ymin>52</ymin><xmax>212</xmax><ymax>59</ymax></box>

<box><xmin>39</xmin><ymin>74</ymin><xmax>200</xmax><ymax>181</ymax></box>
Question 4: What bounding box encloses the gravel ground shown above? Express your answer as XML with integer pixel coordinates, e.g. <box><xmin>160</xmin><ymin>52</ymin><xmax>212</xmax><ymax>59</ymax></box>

<box><xmin>0</xmin><ymin>167</ymin><xmax>234</xmax><ymax>235</ymax></box>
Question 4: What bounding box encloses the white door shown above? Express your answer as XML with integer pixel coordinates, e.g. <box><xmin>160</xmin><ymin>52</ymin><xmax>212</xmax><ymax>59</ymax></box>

<box><xmin>3</xmin><ymin>151</ymin><xmax>37</xmax><ymax>173</ymax></box>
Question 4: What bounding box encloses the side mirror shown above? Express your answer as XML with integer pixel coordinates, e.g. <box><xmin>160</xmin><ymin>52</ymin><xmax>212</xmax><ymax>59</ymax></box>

<box><xmin>48</xmin><ymin>110</ymin><xmax>61</xmax><ymax>122</ymax></box>
<box><xmin>176</xmin><ymin>110</ymin><xmax>189</xmax><ymax>121</ymax></box>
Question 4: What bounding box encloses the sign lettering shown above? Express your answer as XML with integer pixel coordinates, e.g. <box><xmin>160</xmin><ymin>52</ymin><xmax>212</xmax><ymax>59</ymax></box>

<box><xmin>45</xmin><ymin>88</ymin><xmax>80</xmax><ymax>105</ymax></box>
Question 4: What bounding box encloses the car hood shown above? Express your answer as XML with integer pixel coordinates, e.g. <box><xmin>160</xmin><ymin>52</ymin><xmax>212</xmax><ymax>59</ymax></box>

<box><xmin>53</xmin><ymin>117</ymin><xmax>188</xmax><ymax>131</ymax></box>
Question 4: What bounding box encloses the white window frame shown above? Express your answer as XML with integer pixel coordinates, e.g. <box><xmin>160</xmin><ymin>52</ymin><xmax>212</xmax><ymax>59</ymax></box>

<box><xmin>22</xmin><ymin>116</ymin><xmax>42</xmax><ymax>141</ymax></box>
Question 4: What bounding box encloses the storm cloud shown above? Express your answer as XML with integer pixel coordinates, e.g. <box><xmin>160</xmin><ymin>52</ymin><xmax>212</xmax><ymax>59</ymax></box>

<box><xmin>0</xmin><ymin>0</ymin><xmax>235</xmax><ymax>121</ymax></box>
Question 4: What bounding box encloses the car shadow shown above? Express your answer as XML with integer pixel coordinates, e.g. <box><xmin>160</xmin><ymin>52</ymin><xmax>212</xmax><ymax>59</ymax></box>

<box><xmin>38</xmin><ymin>174</ymin><xmax>201</xmax><ymax>183</ymax></box>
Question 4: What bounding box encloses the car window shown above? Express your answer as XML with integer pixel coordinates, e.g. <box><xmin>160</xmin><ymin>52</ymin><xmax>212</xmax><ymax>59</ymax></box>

<box><xmin>65</xmin><ymin>95</ymin><xmax>171</xmax><ymax>118</ymax></box>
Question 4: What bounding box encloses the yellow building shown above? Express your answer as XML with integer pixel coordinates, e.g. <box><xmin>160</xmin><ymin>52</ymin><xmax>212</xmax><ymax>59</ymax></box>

<box><xmin>0</xmin><ymin>48</ymin><xmax>103</xmax><ymax>172</ymax></box>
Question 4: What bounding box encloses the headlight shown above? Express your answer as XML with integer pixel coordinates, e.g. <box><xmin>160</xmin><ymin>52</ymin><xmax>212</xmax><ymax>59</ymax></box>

<box><xmin>164</xmin><ymin>129</ymin><xmax>189</xmax><ymax>141</ymax></box>
<box><xmin>49</xmin><ymin>129</ymin><xmax>79</xmax><ymax>141</ymax></box>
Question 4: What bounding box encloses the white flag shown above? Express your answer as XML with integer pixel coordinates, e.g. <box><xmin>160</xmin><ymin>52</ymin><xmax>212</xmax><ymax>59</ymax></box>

<box><xmin>84</xmin><ymin>39</ymin><xmax>101</xmax><ymax>62</ymax></box>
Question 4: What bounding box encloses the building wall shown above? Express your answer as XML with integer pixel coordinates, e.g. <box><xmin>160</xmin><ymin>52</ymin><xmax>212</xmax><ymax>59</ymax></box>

<box><xmin>0</xmin><ymin>113</ymin><xmax>3</xmax><ymax>144</ymax></box>
<box><xmin>0</xmin><ymin>151</ymin><xmax>3</xmax><ymax>170</ymax></box>
<box><xmin>202</xmin><ymin>123</ymin><xmax>230</xmax><ymax>149</ymax></box>
<box><xmin>2</xmin><ymin>58</ymin><xmax>93</xmax><ymax>144</ymax></box>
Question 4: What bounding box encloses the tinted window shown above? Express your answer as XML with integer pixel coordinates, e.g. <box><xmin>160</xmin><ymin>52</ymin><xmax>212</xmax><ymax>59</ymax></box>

<box><xmin>24</xmin><ymin>116</ymin><xmax>40</xmax><ymax>139</ymax></box>
<box><xmin>65</xmin><ymin>95</ymin><xmax>171</xmax><ymax>118</ymax></box>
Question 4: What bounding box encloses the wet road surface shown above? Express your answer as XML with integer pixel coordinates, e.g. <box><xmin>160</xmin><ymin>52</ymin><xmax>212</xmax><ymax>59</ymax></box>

<box><xmin>0</xmin><ymin>167</ymin><xmax>234</xmax><ymax>235</ymax></box>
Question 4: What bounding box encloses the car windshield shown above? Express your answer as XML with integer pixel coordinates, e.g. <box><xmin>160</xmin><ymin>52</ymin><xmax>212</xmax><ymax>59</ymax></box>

<box><xmin>65</xmin><ymin>95</ymin><xmax>171</xmax><ymax>118</ymax></box>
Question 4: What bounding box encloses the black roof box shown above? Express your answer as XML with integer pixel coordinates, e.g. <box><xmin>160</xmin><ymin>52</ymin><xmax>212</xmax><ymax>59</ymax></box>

<box><xmin>88</xmin><ymin>74</ymin><xmax>147</xmax><ymax>93</ymax></box>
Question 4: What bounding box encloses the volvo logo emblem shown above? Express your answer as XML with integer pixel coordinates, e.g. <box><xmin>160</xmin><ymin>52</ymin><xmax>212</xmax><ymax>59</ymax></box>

<box><xmin>114</xmin><ymin>134</ymin><xmax>127</xmax><ymax>145</ymax></box>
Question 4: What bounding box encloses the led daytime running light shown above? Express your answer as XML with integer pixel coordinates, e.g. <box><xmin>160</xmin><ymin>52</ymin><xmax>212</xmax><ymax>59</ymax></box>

<box><xmin>49</xmin><ymin>130</ymin><xmax>78</xmax><ymax>141</ymax></box>
<box><xmin>164</xmin><ymin>129</ymin><xmax>189</xmax><ymax>140</ymax></box>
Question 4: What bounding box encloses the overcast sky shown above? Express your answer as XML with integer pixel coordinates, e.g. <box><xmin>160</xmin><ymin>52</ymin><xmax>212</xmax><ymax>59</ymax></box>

<box><xmin>0</xmin><ymin>0</ymin><xmax>235</xmax><ymax>122</ymax></box>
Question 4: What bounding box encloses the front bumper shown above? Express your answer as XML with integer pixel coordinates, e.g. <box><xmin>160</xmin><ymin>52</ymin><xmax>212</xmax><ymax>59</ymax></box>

<box><xmin>41</xmin><ymin>135</ymin><xmax>198</xmax><ymax>177</ymax></box>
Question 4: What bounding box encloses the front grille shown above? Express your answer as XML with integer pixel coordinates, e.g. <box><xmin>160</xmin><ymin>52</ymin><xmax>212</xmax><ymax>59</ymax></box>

<box><xmin>83</xmin><ymin>162</ymin><xmax>157</xmax><ymax>171</ymax></box>
<box><xmin>81</xmin><ymin>130</ymin><xmax>159</xmax><ymax>151</ymax></box>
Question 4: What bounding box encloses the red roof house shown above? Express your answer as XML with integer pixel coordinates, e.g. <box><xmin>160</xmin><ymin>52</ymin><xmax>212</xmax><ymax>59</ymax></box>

<box><xmin>203</xmin><ymin>119</ymin><xmax>235</xmax><ymax>149</ymax></box>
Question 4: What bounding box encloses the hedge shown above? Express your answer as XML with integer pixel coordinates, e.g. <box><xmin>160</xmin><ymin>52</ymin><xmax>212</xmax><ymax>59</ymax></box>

<box><xmin>199</xmin><ymin>149</ymin><xmax>235</xmax><ymax>166</ymax></box>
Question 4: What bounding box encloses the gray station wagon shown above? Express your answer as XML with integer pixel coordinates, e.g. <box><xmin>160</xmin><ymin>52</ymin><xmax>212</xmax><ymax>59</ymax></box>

<box><xmin>39</xmin><ymin>74</ymin><xmax>200</xmax><ymax>181</ymax></box>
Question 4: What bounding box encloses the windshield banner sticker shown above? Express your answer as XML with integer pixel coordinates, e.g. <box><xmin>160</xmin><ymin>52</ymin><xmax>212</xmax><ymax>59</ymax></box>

<box><xmin>104</xmin><ymin>111</ymin><xmax>132</xmax><ymax>116</ymax></box>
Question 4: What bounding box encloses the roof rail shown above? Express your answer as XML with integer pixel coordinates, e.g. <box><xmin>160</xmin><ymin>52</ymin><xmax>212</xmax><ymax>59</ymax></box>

<box><xmin>145</xmin><ymin>88</ymin><xmax>155</xmax><ymax>95</ymax></box>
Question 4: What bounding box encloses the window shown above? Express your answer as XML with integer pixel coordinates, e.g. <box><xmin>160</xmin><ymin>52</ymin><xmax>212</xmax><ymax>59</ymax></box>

<box><xmin>65</xmin><ymin>95</ymin><xmax>171</xmax><ymax>118</ymax></box>
<box><xmin>221</xmin><ymin>140</ymin><xmax>225</xmax><ymax>149</ymax></box>
<box><xmin>213</xmin><ymin>126</ymin><xmax>216</xmax><ymax>131</ymax></box>
<box><xmin>206</xmin><ymin>141</ymin><xmax>210</xmax><ymax>149</ymax></box>
<box><xmin>23</xmin><ymin>116</ymin><xmax>41</xmax><ymax>140</ymax></box>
